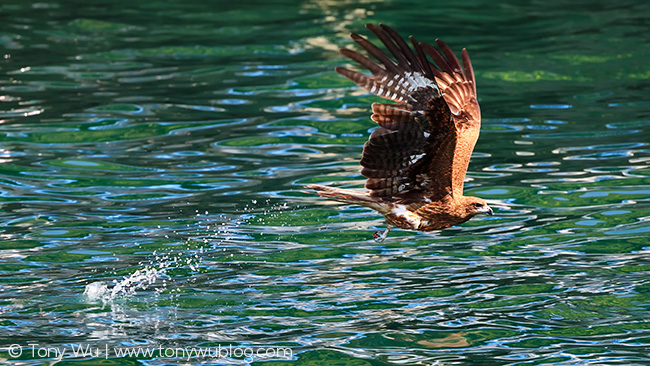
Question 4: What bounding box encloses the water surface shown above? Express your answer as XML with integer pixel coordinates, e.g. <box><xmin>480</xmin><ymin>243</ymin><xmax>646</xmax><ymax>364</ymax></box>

<box><xmin>1</xmin><ymin>0</ymin><xmax>650</xmax><ymax>365</ymax></box>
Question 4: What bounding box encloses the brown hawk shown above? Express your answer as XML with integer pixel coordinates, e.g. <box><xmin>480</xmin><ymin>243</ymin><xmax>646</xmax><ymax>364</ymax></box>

<box><xmin>306</xmin><ymin>24</ymin><xmax>492</xmax><ymax>241</ymax></box>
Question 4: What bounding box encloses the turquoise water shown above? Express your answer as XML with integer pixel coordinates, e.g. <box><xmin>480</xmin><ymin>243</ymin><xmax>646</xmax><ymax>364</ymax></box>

<box><xmin>1</xmin><ymin>0</ymin><xmax>650</xmax><ymax>365</ymax></box>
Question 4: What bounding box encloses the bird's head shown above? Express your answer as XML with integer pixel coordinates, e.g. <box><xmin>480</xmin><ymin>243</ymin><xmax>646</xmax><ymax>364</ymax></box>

<box><xmin>463</xmin><ymin>197</ymin><xmax>493</xmax><ymax>217</ymax></box>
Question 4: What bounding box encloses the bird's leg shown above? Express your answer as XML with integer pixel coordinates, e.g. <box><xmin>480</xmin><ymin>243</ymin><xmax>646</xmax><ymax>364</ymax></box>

<box><xmin>372</xmin><ymin>223</ymin><xmax>392</xmax><ymax>243</ymax></box>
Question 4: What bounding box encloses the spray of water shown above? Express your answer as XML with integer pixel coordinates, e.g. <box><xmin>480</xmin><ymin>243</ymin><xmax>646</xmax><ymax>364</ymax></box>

<box><xmin>82</xmin><ymin>200</ymin><xmax>294</xmax><ymax>303</ymax></box>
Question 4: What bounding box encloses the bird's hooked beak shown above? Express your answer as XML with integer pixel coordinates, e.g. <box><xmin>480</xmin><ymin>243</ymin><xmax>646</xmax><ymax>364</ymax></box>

<box><xmin>482</xmin><ymin>205</ymin><xmax>494</xmax><ymax>216</ymax></box>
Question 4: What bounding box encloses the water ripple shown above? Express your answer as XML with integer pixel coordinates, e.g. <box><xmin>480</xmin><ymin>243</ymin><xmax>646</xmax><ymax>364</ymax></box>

<box><xmin>1</xmin><ymin>1</ymin><xmax>650</xmax><ymax>365</ymax></box>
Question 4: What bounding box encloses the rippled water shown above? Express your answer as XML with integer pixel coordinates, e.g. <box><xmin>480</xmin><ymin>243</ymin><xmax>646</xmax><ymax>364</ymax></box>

<box><xmin>1</xmin><ymin>0</ymin><xmax>650</xmax><ymax>365</ymax></box>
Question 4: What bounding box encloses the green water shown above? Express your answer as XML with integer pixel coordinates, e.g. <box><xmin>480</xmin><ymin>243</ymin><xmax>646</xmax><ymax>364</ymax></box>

<box><xmin>1</xmin><ymin>0</ymin><xmax>650</xmax><ymax>365</ymax></box>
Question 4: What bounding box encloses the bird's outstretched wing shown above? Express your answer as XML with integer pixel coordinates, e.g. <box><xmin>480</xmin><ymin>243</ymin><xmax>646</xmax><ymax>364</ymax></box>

<box><xmin>336</xmin><ymin>24</ymin><xmax>481</xmax><ymax>201</ymax></box>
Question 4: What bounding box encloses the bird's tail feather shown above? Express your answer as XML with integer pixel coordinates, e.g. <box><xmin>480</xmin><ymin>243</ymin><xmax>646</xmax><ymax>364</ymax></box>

<box><xmin>304</xmin><ymin>184</ymin><xmax>384</xmax><ymax>212</ymax></box>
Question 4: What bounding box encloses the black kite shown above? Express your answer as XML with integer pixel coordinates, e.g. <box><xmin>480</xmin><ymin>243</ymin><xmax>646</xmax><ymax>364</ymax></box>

<box><xmin>306</xmin><ymin>24</ymin><xmax>493</xmax><ymax>241</ymax></box>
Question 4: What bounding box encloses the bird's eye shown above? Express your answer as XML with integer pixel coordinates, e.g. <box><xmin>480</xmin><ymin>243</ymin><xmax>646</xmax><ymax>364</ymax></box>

<box><xmin>472</xmin><ymin>202</ymin><xmax>483</xmax><ymax>208</ymax></box>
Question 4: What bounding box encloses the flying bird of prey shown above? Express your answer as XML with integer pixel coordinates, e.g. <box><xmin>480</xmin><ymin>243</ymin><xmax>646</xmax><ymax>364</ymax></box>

<box><xmin>306</xmin><ymin>24</ymin><xmax>492</xmax><ymax>241</ymax></box>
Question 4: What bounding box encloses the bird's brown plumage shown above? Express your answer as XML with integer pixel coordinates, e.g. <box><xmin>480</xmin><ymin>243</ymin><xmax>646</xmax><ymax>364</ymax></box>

<box><xmin>306</xmin><ymin>24</ymin><xmax>492</xmax><ymax>241</ymax></box>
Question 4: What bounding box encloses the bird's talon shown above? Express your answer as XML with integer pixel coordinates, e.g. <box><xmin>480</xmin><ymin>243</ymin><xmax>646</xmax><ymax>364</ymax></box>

<box><xmin>372</xmin><ymin>226</ymin><xmax>391</xmax><ymax>242</ymax></box>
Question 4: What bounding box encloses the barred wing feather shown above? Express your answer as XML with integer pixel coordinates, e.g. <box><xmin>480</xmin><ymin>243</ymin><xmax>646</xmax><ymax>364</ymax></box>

<box><xmin>337</xmin><ymin>24</ymin><xmax>481</xmax><ymax>201</ymax></box>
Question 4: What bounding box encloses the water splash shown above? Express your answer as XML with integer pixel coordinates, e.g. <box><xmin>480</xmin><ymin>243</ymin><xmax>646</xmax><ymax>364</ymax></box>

<box><xmin>110</xmin><ymin>266</ymin><xmax>165</xmax><ymax>297</ymax></box>
<box><xmin>84</xmin><ymin>266</ymin><xmax>166</xmax><ymax>303</ymax></box>
<box><xmin>82</xmin><ymin>212</ymin><xmax>254</xmax><ymax>303</ymax></box>
<box><xmin>83</xmin><ymin>281</ymin><xmax>109</xmax><ymax>301</ymax></box>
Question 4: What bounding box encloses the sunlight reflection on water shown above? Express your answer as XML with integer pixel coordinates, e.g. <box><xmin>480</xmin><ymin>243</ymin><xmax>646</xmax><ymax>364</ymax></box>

<box><xmin>1</xmin><ymin>0</ymin><xmax>650</xmax><ymax>365</ymax></box>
